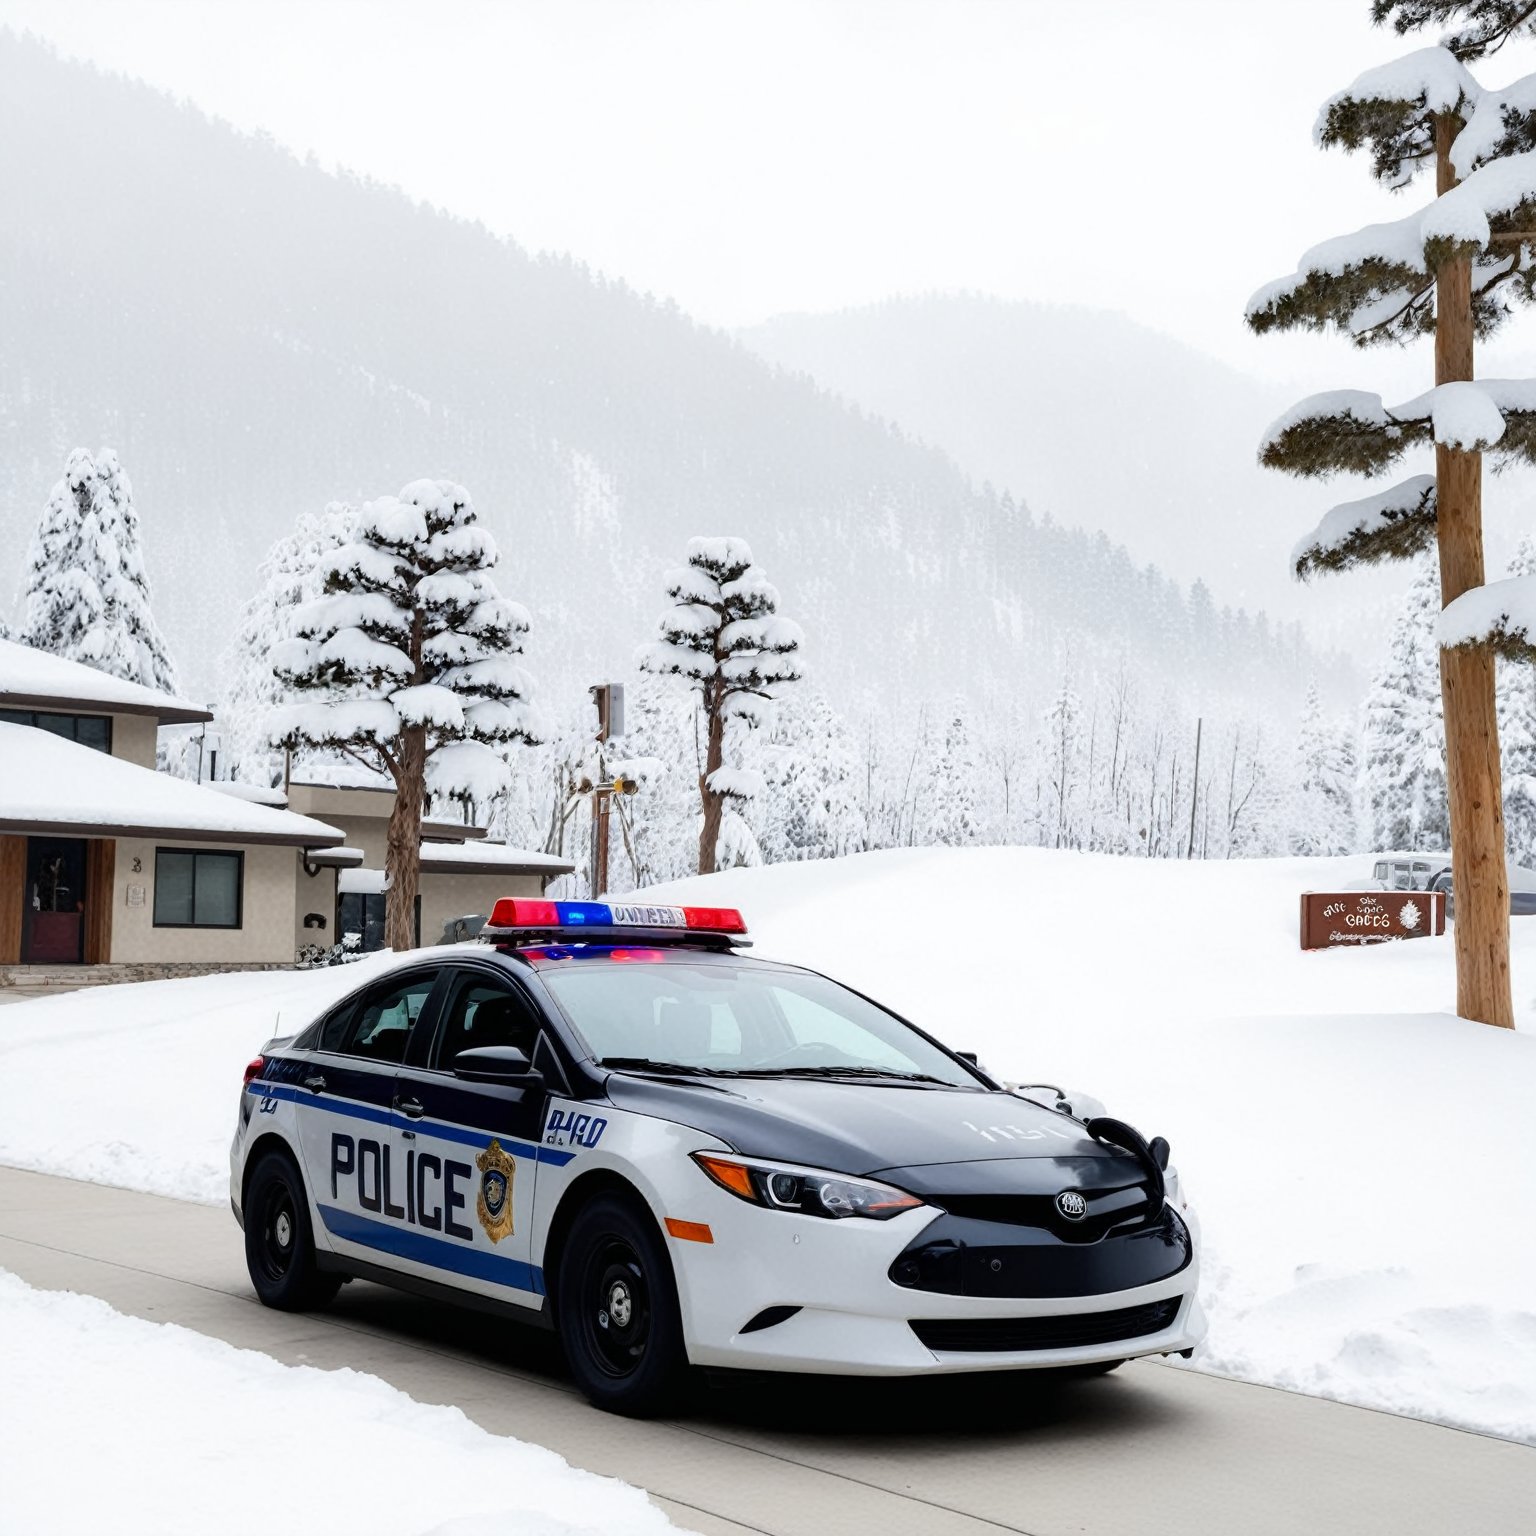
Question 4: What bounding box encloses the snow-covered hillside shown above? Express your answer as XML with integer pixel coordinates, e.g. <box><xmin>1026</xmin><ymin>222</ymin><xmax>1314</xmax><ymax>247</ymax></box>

<box><xmin>0</xmin><ymin>34</ymin><xmax>1327</xmax><ymax>722</ymax></box>
<box><xmin>1</xmin><ymin>849</ymin><xmax>1532</xmax><ymax>1441</ymax></box>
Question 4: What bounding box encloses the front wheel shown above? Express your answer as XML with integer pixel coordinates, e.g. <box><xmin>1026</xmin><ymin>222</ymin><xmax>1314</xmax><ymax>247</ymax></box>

<box><xmin>243</xmin><ymin>1150</ymin><xmax>342</xmax><ymax>1312</ymax></box>
<box><xmin>555</xmin><ymin>1193</ymin><xmax>690</xmax><ymax>1416</ymax></box>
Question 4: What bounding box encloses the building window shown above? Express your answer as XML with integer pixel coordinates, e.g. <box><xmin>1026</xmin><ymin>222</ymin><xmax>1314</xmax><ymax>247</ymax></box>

<box><xmin>0</xmin><ymin>709</ymin><xmax>113</xmax><ymax>753</ymax></box>
<box><xmin>153</xmin><ymin>849</ymin><xmax>243</xmax><ymax>928</ymax></box>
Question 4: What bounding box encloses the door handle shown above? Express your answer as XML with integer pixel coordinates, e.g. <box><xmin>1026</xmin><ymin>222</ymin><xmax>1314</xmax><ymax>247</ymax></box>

<box><xmin>303</xmin><ymin>1074</ymin><xmax>327</xmax><ymax>1093</ymax></box>
<box><xmin>395</xmin><ymin>1095</ymin><xmax>425</xmax><ymax>1119</ymax></box>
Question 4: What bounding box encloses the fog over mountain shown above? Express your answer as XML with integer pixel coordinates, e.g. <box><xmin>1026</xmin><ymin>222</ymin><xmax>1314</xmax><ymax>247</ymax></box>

<box><xmin>740</xmin><ymin>293</ymin><xmax>1411</xmax><ymax>642</ymax></box>
<box><xmin>0</xmin><ymin>33</ymin><xmax>1338</xmax><ymax>722</ymax></box>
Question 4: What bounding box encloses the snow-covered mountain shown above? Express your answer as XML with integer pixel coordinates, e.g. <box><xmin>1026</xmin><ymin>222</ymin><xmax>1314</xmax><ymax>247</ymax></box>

<box><xmin>0</xmin><ymin>34</ymin><xmax>1334</xmax><ymax>718</ymax></box>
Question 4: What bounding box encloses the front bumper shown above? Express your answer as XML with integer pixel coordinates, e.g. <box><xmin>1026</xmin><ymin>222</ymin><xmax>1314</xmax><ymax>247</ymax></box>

<box><xmin>668</xmin><ymin>1185</ymin><xmax>1206</xmax><ymax>1376</ymax></box>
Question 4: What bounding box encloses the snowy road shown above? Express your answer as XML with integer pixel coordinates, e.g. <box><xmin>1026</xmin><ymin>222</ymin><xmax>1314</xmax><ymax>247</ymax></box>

<box><xmin>2</xmin><ymin>1168</ymin><xmax>1531</xmax><ymax>1536</ymax></box>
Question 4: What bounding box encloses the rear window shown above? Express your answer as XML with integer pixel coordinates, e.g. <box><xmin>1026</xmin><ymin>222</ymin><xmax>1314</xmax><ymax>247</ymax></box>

<box><xmin>538</xmin><ymin>957</ymin><xmax>979</xmax><ymax>1086</ymax></box>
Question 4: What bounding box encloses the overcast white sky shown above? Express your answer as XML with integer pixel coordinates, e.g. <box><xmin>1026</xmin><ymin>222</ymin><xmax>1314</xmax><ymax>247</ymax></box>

<box><xmin>8</xmin><ymin>0</ymin><xmax>1536</xmax><ymax>393</ymax></box>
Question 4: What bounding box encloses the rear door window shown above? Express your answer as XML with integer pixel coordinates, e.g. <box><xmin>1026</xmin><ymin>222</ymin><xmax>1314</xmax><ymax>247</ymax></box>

<box><xmin>326</xmin><ymin>972</ymin><xmax>437</xmax><ymax>1064</ymax></box>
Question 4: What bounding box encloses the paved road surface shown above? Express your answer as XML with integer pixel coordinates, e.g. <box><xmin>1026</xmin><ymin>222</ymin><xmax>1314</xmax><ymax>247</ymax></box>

<box><xmin>1</xmin><ymin>1166</ymin><xmax>1531</xmax><ymax>1535</ymax></box>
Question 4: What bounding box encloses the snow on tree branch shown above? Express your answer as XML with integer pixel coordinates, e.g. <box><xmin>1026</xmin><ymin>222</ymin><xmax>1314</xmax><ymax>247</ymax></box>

<box><xmin>1373</xmin><ymin>1</ymin><xmax>1536</xmax><ymax>63</ymax></box>
<box><xmin>269</xmin><ymin>480</ymin><xmax>538</xmax><ymax>803</ymax></box>
<box><xmin>640</xmin><ymin>535</ymin><xmax>802</xmax><ymax>874</ymax></box>
<box><xmin>1261</xmin><ymin>378</ymin><xmax>1536</xmax><ymax>476</ymax></box>
<box><xmin>1439</xmin><ymin>571</ymin><xmax>1536</xmax><ymax>659</ymax></box>
<box><xmin>1292</xmin><ymin>474</ymin><xmax>1439</xmax><ymax>578</ymax></box>
<box><xmin>1316</xmin><ymin>46</ymin><xmax>1478</xmax><ymax>187</ymax></box>
<box><xmin>20</xmin><ymin>448</ymin><xmax>180</xmax><ymax>693</ymax></box>
<box><xmin>1247</xmin><ymin>148</ymin><xmax>1536</xmax><ymax>345</ymax></box>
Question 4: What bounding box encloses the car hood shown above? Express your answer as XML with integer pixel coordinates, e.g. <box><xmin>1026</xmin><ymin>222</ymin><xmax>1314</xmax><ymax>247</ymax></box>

<box><xmin>602</xmin><ymin>1073</ymin><xmax>1133</xmax><ymax>1180</ymax></box>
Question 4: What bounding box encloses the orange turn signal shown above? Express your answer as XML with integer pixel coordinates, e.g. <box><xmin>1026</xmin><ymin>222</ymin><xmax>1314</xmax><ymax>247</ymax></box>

<box><xmin>692</xmin><ymin>1154</ymin><xmax>757</xmax><ymax>1201</ymax></box>
<box><xmin>664</xmin><ymin>1217</ymin><xmax>714</xmax><ymax>1244</ymax></box>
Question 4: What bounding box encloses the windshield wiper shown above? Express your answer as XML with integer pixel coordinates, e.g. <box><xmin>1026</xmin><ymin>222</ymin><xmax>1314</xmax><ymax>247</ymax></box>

<box><xmin>748</xmin><ymin>1065</ymin><xmax>960</xmax><ymax>1086</ymax></box>
<box><xmin>597</xmin><ymin>1056</ymin><xmax>731</xmax><ymax>1077</ymax></box>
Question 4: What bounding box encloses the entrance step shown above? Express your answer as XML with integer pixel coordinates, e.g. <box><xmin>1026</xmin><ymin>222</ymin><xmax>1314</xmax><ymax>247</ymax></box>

<box><xmin>0</xmin><ymin>960</ymin><xmax>296</xmax><ymax>996</ymax></box>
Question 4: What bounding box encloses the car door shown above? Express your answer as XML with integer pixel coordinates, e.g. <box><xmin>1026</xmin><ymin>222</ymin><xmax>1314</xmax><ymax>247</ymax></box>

<box><xmin>386</xmin><ymin>966</ymin><xmax>555</xmax><ymax>1308</ymax></box>
<box><xmin>292</xmin><ymin>966</ymin><xmax>442</xmax><ymax>1269</ymax></box>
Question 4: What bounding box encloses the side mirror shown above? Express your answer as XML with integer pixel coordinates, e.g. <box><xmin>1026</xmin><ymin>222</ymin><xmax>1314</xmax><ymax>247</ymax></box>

<box><xmin>956</xmin><ymin>1051</ymin><xmax>979</xmax><ymax>1064</ymax></box>
<box><xmin>453</xmin><ymin>1045</ymin><xmax>544</xmax><ymax>1087</ymax></box>
<box><xmin>1149</xmin><ymin>1135</ymin><xmax>1171</xmax><ymax>1171</ymax></box>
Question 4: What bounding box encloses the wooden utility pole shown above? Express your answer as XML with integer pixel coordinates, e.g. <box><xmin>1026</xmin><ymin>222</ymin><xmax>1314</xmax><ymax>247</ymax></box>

<box><xmin>1433</xmin><ymin>114</ymin><xmax>1514</xmax><ymax>1028</ymax></box>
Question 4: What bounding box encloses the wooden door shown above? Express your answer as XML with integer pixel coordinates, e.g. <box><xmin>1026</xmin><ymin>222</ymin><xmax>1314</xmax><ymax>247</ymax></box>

<box><xmin>84</xmin><ymin>839</ymin><xmax>115</xmax><ymax>965</ymax></box>
<box><xmin>0</xmin><ymin>835</ymin><xmax>22</xmax><ymax>965</ymax></box>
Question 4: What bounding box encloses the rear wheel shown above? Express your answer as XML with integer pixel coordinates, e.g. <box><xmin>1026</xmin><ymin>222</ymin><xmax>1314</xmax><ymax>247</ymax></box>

<box><xmin>244</xmin><ymin>1150</ymin><xmax>341</xmax><ymax>1311</ymax></box>
<box><xmin>556</xmin><ymin>1193</ymin><xmax>690</xmax><ymax>1416</ymax></box>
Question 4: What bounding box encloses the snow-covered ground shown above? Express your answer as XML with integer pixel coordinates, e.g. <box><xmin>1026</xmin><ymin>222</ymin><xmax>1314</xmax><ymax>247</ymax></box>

<box><xmin>2</xmin><ymin>848</ymin><xmax>1533</xmax><ymax>1443</ymax></box>
<box><xmin>0</xmin><ymin>1269</ymin><xmax>674</xmax><ymax>1536</ymax></box>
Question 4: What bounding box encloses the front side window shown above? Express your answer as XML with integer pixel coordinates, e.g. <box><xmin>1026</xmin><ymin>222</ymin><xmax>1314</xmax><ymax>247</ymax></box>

<box><xmin>540</xmin><ymin>959</ymin><xmax>980</xmax><ymax>1087</ymax></box>
<box><xmin>153</xmin><ymin>849</ymin><xmax>242</xmax><ymax>927</ymax></box>
<box><xmin>432</xmin><ymin>978</ymin><xmax>543</xmax><ymax>1069</ymax></box>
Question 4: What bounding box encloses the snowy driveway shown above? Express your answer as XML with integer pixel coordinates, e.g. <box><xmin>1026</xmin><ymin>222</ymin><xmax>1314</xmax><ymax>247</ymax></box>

<box><xmin>2</xmin><ymin>1166</ymin><xmax>1530</xmax><ymax>1536</ymax></box>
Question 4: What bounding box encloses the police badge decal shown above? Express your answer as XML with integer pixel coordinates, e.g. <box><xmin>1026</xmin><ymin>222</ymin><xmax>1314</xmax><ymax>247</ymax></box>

<box><xmin>475</xmin><ymin>1139</ymin><xmax>516</xmax><ymax>1243</ymax></box>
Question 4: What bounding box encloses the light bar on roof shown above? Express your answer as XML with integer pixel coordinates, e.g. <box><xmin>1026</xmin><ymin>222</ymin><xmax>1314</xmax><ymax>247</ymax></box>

<box><xmin>483</xmin><ymin>897</ymin><xmax>747</xmax><ymax>938</ymax></box>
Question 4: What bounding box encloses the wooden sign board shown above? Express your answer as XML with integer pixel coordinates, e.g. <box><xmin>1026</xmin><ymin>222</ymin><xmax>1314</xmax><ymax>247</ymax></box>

<box><xmin>1300</xmin><ymin>890</ymin><xmax>1446</xmax><ymax>951</ymax></box>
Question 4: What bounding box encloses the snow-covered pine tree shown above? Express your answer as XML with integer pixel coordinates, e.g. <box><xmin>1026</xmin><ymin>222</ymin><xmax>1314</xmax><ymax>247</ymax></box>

<box><xmin>221</xmin><ymin>504</ymin><xmax>356</xmax><ymax>785</ymax></box>
<box><xmin>639</xmin><ymin>537</ymin><xmax>802</xmax><ymax>874</ymax></box>
<box><xmin>20</xmin><ymin>447</ymin><xmax>179</xmax><ymax>692</ymax></box>
<box><xmin>1362</xmin><ymin>559</ymin><xmax>1449</xmax><ymax>851</ymax></box>
<box><xmin>1036</xmin><ymin>677</ymin><xmax>1084</xmax><ymax>850</ymax></box>
<box><xmin>927</xmin><ymin>701</ymin><xmax>983</xmax><ymax>847</ymax></box>
<box><xmin>1497</xmin><ymin>533</ymin><xmax>1536</xmax><ymax>867</ymax></box>
<box><xmin>1291</xmin><ymin>681</ymin><xmax>1361</xmax><ymax>856</ymax></box>
<box><xmin>1245</xmin><ymin>6</ymin><xmax>1536</xmax><ymax>1024</ymax></box>
<box><xmin>271</xmin><ymin>480</ymin><xmax>537</xmax><ymax>950</ymax></box>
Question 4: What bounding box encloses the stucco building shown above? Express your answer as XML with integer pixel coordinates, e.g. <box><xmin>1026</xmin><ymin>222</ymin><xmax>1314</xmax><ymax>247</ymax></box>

<box><xmin>0</xmin><ymin>639</ymin><xmax>571</xmax><ymax>975</ymax></box>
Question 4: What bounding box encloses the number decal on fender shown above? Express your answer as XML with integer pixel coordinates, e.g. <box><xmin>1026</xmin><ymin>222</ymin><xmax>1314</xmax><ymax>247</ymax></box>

<box><xmin>544</xmin><ymin>1108</ymin><xmax>607</xmax><ymax>1149</ymax></box>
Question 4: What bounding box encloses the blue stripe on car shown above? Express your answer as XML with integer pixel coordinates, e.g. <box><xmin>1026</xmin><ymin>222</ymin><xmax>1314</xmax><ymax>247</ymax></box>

<box><xmin>246</xmin><ymin>1081</ymin><xmax>575</xmax><ymax>1166</ymax></box>
<box><xmin>317</xmin><ymin>1203</ymin><xmax>546</xmax><ymax>1294</ymax></box>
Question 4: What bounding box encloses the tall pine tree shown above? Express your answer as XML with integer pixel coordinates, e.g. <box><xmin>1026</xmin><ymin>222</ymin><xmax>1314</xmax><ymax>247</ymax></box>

<box><xmin>639</xmin><ymin>538</ymin><xmax>802</xmax><ymax>874</ymax></box>
<box><xmin>20</xmin><ymin>447</ymin><xmax>179</xmax><ymax>693</ymax></box>
<box><xmin>272</xmin><ymin>480</ymin><xmax>537</xmax><ymax>949</ymax></box>
<box><xmin>1245</xmin><ymin>5</ymin><xmax>1536</xmax><ymax>1024</ymax></box>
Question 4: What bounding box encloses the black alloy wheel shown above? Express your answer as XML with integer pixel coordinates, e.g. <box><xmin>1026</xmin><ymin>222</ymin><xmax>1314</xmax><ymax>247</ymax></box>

<box><xmin>243</xmin><ymin>1150</ymin><xmax>342</xmax><ymax>1312</ymax></box>
<box><xmin>557</xmin><ymin>1193</ymin><xmax>689</xmax><ymax>1416</ymax></box>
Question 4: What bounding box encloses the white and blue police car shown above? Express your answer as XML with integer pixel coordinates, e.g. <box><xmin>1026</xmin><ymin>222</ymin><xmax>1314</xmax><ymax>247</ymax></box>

<box><xmin>232</xmin><ymin>899</ymin><xmax>1205</xmax><ymax>1415</ymax></box>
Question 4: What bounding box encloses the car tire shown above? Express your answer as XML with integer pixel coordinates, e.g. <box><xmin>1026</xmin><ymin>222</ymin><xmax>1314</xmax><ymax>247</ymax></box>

<box><xmin>244</xmin><ymin>1149</ymin><xmax>342</xmax><ymax>1312</ymax></box>
<box><xmin>556</xmin><ymin>1192</ymin><xmax>690</xmax><ymax>1417</ymax></box>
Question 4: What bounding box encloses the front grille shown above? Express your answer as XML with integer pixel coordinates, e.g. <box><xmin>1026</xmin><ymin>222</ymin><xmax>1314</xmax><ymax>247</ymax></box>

<box><xmin>936</xmin><ymin>1183</ymin><xmax>1154</xmax><ymax>1241</ymax></box>
<box><xmin>910</xmin><ymin>1297</ymin><xmax>1180</xmax><ymax>1353</ymax></box>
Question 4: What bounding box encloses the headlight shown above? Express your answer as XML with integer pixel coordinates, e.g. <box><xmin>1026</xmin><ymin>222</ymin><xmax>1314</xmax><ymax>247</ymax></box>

<box><xmin>691</xmin><ymin>1152</ymin><xmax>925</xmax><ymax>1220</ymax></box>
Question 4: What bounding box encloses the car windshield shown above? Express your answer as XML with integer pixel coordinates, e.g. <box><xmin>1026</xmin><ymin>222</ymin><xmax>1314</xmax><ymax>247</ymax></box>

<box><xmin>538</xmin><ymin>957</ymin><xmax>982</xmax><ymax>1087</ymax></box>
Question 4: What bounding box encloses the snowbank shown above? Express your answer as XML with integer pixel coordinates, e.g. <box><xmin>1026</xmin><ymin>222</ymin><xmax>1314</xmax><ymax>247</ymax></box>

<box><xmin>0</xmin><ymin>1270</ymin><xmax>674</xmax><ymax>1536</ymax></box>
<box><xmin>644</xmin><ymin>850</ymin><xmax>1536</xmax><ymax>1443</ymax></box>
<box><xmin>0</xmin><ymin>955</ymin><xmax>400</xmax><ymax>1201</ymax></box>
<box><xmin>3</xmin><ymin>848</ymin><xmax>1534</xmax><ymax>1442</ymax></box>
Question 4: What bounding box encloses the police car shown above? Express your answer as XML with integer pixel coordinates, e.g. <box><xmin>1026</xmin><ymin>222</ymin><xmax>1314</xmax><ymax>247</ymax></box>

<box><xmin>232</xmin><ymin>899</ymin><xmax>1205</xmax><ymax>1415</ymax></box>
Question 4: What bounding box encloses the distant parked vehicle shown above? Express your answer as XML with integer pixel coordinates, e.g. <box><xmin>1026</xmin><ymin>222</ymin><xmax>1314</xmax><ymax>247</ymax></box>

<box><xmin>1354</xmin><ymin>856</ymin><xmax>1536</xmax><ymax>916</ymax></box>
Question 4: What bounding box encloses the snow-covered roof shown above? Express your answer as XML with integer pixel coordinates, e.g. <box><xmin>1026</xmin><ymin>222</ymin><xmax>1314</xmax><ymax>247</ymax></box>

<box><xmin>0</xmin><ymin>724</ymin><xmax>344</xmax><ymax>846</ymax></box>
<box><xmin>0</xmin><ymin>638</ymin><xmax>211</xmax><ymax>724</ymax></box>
<box><xmin>288</xmin><ymin>762</ymin><xmax>395</xmax><ymax>792</ymax></box>
<box><xmin>207</xmin><ymin>780</ymin><xmax>289</xmax><ymax>808</ymax></box>
<box><xmin>418</xmin><ymin>841</ymin><xmax>575</xmax><ymax>877</ymax></box>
